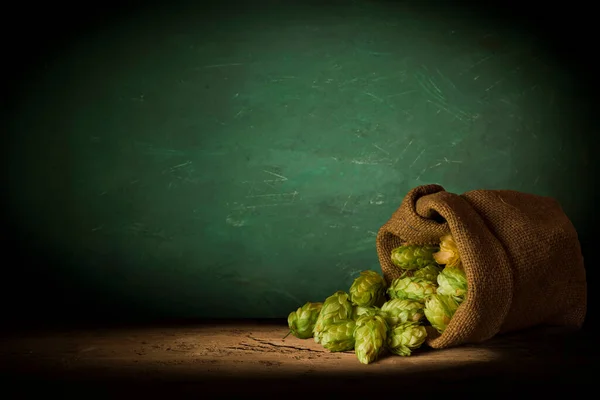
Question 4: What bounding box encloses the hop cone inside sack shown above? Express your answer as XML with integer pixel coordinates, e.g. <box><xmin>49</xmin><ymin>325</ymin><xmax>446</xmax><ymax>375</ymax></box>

<box><xmin>313</xmin><ymin>291</ymin><xmax>354</xmax><ymax>344</ymax></box>
<box><xmin>433</xmin><ymin>235</ymin><xmax>461</xmax><ymax>268</ymax></box>
<box><xmin>391</xmin><ymin>245</ymin><xmax>439</xmax><ymax>270</ymax></box>
<box><xmin>424</xmin><ymin>294</ymin><xmax>460</xmax><ymax>334</ymax></box>
<box><xmin>287</xmin><ymin>302</ymin><xmax>323</xmax><ymax>339</ymax></box>
<box><xmin>349</xmin><ymin>270</ymin><xmax>387</xmax><ymax>307</ymax></box>
<box><xmin>354</xmin><ymin>315</ymin><xmax>388</xmax><ymax>365</ymax></box>
<box><xmin>413</xmin><ymin>264</ymin><xmax>442</xmax><ymax>283</ymax></box>
<box><xmin>387</xmin><ymin>321</ymin><xmax>428</xmax><ymax>357</ymax></box>
<box><xmin>388</xmin><ymin>276</ymin><xmax>437</xmax><ymax>302</ymax></box>
<box><xmin>380</xmin><ymin>298</ymin><xmax>424</xmax><ymax>325</ymax></box>
<box><xmin>437</xmin><ymin>266</ymin><xmax>468</xmax><ymax>303</ymax></box>
<box><xmin>320</xmin><ymin>319</ymin><xmax>357</xmax><ymax>352</ymax></box>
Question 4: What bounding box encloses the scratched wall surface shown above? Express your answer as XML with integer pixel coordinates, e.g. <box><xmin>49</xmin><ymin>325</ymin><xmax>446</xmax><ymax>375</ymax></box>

<box><xmin>4</xmin><ymin>0</ymin><xmax>594</xmax><ymax>321</ymax></box>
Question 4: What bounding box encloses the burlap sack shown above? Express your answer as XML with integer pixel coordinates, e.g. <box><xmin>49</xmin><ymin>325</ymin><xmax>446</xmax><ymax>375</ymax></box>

<box><xmin>376</xmin><ymin>184</ymin><xmax>587</xmax><ymax>349</ymax></box>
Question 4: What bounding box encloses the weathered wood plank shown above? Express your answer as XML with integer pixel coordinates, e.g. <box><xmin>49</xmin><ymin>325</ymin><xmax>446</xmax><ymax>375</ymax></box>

<box><xmin>0</xmin><ymin>322</ymin><xmax>592</xmax><ymax>395</ymax></box>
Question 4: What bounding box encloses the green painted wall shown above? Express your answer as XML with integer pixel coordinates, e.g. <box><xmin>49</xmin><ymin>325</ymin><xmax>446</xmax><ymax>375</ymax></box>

<box><xmin>4</xmin><ymin>0</ymin><xmax>595</xmax><ymax>324</ymax></box>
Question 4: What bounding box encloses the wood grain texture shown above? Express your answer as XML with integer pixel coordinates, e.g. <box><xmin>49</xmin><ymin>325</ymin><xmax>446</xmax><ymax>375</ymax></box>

<box><xmin>0</xmin><ymin>321</ymin><xmax>593</xmax><ymax>396</ymax></box>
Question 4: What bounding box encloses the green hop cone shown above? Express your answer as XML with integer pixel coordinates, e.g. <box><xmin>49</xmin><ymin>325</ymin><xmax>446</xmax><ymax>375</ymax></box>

<box><xmin>387</xmin><ymin>276</ymin><xmax>437</xmax><ymax>302</ymax></box>
<box><xmin>387</xmin><ymin>321</ymin><xmax>428</xmax><ymax>356</ymax></box>
<box><xmin>352</xmin><ymin>305</ymin><xmax>381</xmax><ymax>320</ymax></box>
<box><xmin>424</xmin><ymin>294</ymin><xmax>460</xmax><ymax>334</ymax></box>
<box><xmin>391</xmin><ymin>245</ymin><xmax>439</xmax><ymax>271</ymax></box>
<box><xmin>313</xmin><ymin>291</ymin><xmax>354</xmax><ymax>344</ymax></box>
<box><xmin>354</xmin><ymin>314</ymin><xmax>388</xmax><ymax>365</ymax></box>
<box><xmin>320</xmin><ymin>319</ymin><xmax>357</xmax><ymax>352</ymax></box>
<box><xmin>286</xmin><ymin>302</ymin><xmax>323</xmax><ymax>339</ymax></box>
<box><xmin>437</xmin><ymin>267</ymin><xmax>468</xmax><ymax>303</ymax></box>
<box><xmin>349</xmin><ymin>270</ymin><xmax>387</xmax><ymax>307</ymax></box>
<box><xmin>380</xmin><ymin>298</ymin><xmax>424</xmax><ymax>325</ymax></box>
<box><xmin>413</xmin><ymin>264</ymin><xmax>442</xmax><ymax>283</ymax></box>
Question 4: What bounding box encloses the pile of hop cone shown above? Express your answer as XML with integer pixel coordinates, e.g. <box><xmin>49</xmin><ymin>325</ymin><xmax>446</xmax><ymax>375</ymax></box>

<box><xmin>285</xmin><ymin>234</ymin><xmax>467</xmax><ymax>364</ymax></box>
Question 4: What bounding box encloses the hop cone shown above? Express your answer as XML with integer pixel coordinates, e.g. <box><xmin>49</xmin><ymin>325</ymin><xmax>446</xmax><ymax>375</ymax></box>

<box><xmin>433</xmin><ymin>235</ymin><xmax>461</xmax><ymax>268</ymax></box>
<box><xmin>387</xmin><ymin>322</ymin><xmax>428</xmax><ymax>356</ymax></box>
<box><xmin>413</xmin><ymin>264</ymin><xmax>442</xmax><ymax>283</ymax></box>
<box><xmin>380</xmin><ymin>298</ymin><xmax>424</xmax><ymax>326</ymax></box>
<box><xmin>313</xmin><ymin>291</ymin><xmax>353</xmax><ymax>344</ymax></box>
<box><xmin>437</xmin><ymin>267</ymin><xmax>468</xmax><ymax>303</ymax></box>
<box><xmin>320</xmin><ymin>319</ymin><xmax>357</xmax><ymax>352</ymax></box>
<box><xmin>287</xmin><ymin>302</ymin><xmax>323</xmax><ymax>339</ymax></box>
<box><xmin>388</xmin><ymin>276</ymin><xmax>437</xmax><ymax>302</ymax></box>
<box><xmin>424</xmin><ymin>294</ymin><xmax>460</xmax><ymax>334</ymax></box>
<box><xmin>354</xmin><ymin>315</ymin><xmax>388</xmax><ymax>364</ymax></box>
<box><xmin>349</xmin><ymin>270</ymin><xmax>387</xmax><ymax>307</ymax></box>
<box><xmin>391</xmin><ymin>245</ymin><xmax>439</xmax><ymax>271</ymax></box>
<box><xmin>352</xmin><ymin>305</ymin><xmax>381</xmax><ymax>320</ymax></box>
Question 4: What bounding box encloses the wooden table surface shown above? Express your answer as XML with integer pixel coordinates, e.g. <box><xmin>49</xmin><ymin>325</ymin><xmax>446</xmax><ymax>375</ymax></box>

<box><xmin>0</xmin><ymin>320</ymin><xmax>593</xmax><ymax>396</ymax></box>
